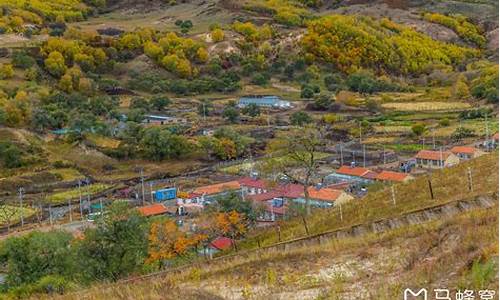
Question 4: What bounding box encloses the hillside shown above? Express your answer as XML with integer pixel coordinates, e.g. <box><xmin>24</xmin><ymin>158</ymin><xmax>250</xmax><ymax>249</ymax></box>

<box><xmin>52</xmin><ymin>201</ymin><xmax>498</xmax><ymax>299</ymax></box>
<box><xmin>0</xmin><ymin>0</ymin><xmax>497</xmax><ymax>298</ymax></box>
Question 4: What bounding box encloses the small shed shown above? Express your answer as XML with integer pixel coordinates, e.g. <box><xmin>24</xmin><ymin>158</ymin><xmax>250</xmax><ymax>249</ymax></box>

<box><xmin>415</xmin><ymin>150</ymin><xmax>459</xmax><ymax>168</ymax></box>
<box><xmin>450</xmin><ymin>146</ymin><xmax>484</xmax><ymax>160</ymax></box>
<box><xmin>154</xmin><ymin>188</ymin><xmax>177</xmax><ymax>202</ymax></box>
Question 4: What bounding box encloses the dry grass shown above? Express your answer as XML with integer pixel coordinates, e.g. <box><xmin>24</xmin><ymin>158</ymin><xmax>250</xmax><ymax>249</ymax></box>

<box><xmin>373</xmin><ymin>125</ymin><xmax>412</xmax><ymax>133</ymax></box>
<box><xmin>48</xmin><ymin>203</ymin><xmax>498</xmax><ymax>300</ymax></box>
<box><xmin>86</xmin><ymin>134</ymin><xmax>121</xmax><ymax>149</ymax></box>
<box><xmin>381</xmin><ymin>101</ymin><xmax>471</xmax><ymax>111</ymax></box>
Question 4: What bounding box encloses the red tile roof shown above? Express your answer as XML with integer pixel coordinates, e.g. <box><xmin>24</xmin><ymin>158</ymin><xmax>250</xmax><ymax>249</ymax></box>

<box><xmin>307</xmin><ymin>187</ymin><xmax>343</xmax><ymax>202</ymax></box>
<box><xmin>275</xmin><ymin>184</ymin><xmax>304</xmax><ymax>198</ymax></box>
<box><xmin>376</xmin><ymin>170</ymin><xmax>411</xmax><ymax>182</ymax></box>
<box><xmin>237</xmin><ymin>177</ymin><xmax>268</xmax><ymax>189</ymax></box>
<box><xmin>193</xmin><ymin>181</ymin><xmax>240</xmax><ymax>195</ymax></box>
<box><xmin>450</xmin><ymin>146</ymin><xmax>476</xmax><ymax>155</ymax></box>
<box><xmin>210</xmin><ymin>237</ymin><xmax>233</xmax><ymax>250</ymax></box>
<box><xmin>137</xmin><ymin>203</ymin><xmax>169</xmax><ymax>217</ymax></box>
<box><xmin>336</xmin><ymin>166</ymin><xmax>376</xmax><ymax>178</ymax></box>
<box><xmin>415</xmin><ymin>150</ymin><xmax>452</xmax><ymax>161</ymax></box>
<box><xmin>248</xmin><ymin>185</ymin><xmax>344</xmax><ymax>202</ymax></box>
<box><xmin>248</xmin><ymin>191</ymin><xmax>282</xmax><ymax>202</ymax></box>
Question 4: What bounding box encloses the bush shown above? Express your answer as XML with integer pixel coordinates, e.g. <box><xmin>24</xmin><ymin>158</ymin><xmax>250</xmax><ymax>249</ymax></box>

<box><xmin>451</xmin><ymin>127</ymin><xmax>475</xmax><ymax>140</ymax></box>
<box><xmin>439</xmin><ymin>118</ymin><xmax>450</xmax><ymax>126</ymax></box>
<box><xmin>411</xmin><ymin>123</ymin><xmax>426</xmax><ymax>136</ymax></box>
<box><xmin>12</xmin><ymin>51</ymin><xmax>36</xmax><ymax>69</ymax></box>
<box><xmin>290</xmin><ymin>111</ymin><xmax>313</xmax><ymax>126</ymax></box>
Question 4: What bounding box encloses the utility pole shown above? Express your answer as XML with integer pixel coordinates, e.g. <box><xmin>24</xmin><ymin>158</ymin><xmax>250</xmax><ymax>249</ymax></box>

<box><xmin>432</xmin><ymin>131</ymin><xmax>436</xmax><ymax>149</ymax></box>
<box><xmin>18</xmin><ymin>187</ymin><xmax>24</xmax><ymax>227</ymax></box>
<box><xmin>140</xmin><ymin>168</ymin><xmax>145</xmax><ymax>206</ymax></box>
<box><xmin>150</xmin><ymin>183</ymin><xmax>154</xmax><ymax>203</ymax></box>
<box><xmin>99</xmin><ymin>198</ymin><xmax>103</xmax><ymax>215</ymax></box>
<box><xmin>440</xmin><ymin>147</ymin><xmax>443</xmax><ymax>169</ymax></box>
<box><xmin>359</xmin><ymin>121</ymin><xmax>362</xmax><ymax>144</ymax></box>
<box><xmin>78</xmin><ymin>180</ymin><xmax>83</xmax><ymax>220</ymax></box>
<box><xmin>485</xmin><ymin>113</ymin><xmax>489</xmax><ymax>150</ymax></box>
<box><xmin>202</xmin><ymin>102</ymin><xmax>206</xmax><ymax>122</ymax></box>
<box><xmin>68</xmin><ymin>198</ymin><xmax>73</xmax><ymax>223</ymax></box>
<box><xmin>383</xmin><ymin>146</ymin><xmax>386</xmax><ymax>165</ymax></box>
<box><xmin>340</xmin><ymin>144</ymin><xmax>344</xmax><ymax>166</ymax></box>
<box><xmin>363</xmin><ymin>144</ymin><xmax>366</xmax><ymax>168</ymax></box>
<box><xmin>422</xmin><ymin>138</ymin><xmax>425</xmax><ymax>149</ymax></box>
<box><xmin>49</xmin><ymin>205</ymin><xmax>53</xmax><ymax>226</ymax></box>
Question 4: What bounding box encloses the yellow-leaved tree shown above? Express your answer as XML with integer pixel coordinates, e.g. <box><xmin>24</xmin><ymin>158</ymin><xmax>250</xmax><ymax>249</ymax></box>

<box><xmin>147</xmin><ymin>219</ymin><xmax>206</xmax><ymax>269</ymax></box>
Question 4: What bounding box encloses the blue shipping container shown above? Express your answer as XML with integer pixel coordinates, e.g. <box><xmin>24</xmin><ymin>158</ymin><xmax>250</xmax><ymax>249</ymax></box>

<box><xmin>154</xmin><ymin>188</ymin><xmax>177</xmax><ymax>201</ymax></box>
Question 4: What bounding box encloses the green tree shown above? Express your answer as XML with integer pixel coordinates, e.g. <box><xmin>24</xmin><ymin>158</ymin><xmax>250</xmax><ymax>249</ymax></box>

<box><xmin>290</xmin><ymin>111</ymin><xmax>313</xmax><ymax>126</ymax></box>
<box><xmin>222</xmin><ymin>102</ymin><xmax>240</xmax><ymax>123</ymax></box>
<box><xmin>301</xmin><ymin>85</ymin><xmax>315</xmax><ymax>99</ymax></box>
<box><xmin>313</xmin><ymin>94</ymin><xmax>332</xmax><ymax>110</ymax></box>
<box><xmin>76</xmin><ymin>202</ymin><xmax>148</xmax><ymax>281</ymax></box>
<box><xmin>12</xmin><ymin>51</ymin><xmax>36</xmax><ymax>69</ymax></box>
<box><xmin>150</xmin><ymin>96</ymin><xmax>171</xmax><ymax>111</ymax></box>
<box><xmin>411</xmin><ymin>123</ymin><xmax>426</xmax><ymax>137</ymax></box>
<box><xmin>0</xmin><ymin>231</ymin><xmax>74</xmax><ymax>288</ymax></box>
<box><xmin>140</xmin><ymin>127</ymin><xmax>192</xmax><ymax>160</ymax></box>
<box><xmin>215</xmin><ymin>191</ymin><xmax>259</xmax><ymax>222</ymax></box>
<box><xmin>242</xmin><ymin>103</ymin><xmax>261</xmax><ymax>117</ymax></box>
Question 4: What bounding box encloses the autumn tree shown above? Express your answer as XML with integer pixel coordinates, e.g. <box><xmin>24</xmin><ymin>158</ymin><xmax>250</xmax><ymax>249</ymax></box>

<box><xmin>215</xmin><ymin>211</ymin><xmax>247</xmax><ymax>250</ymax></box>
<box><xmin>259</xmin><ymin>126</ymin><xmax>325</xmax><ymax>215</ymax></box>
<box><xmin>44</xmin><ymin>51</ymin><xmax>67</xmax><ymax>77</ymax></box>
<box><xmin>147</xmin><ymin>219</ymin><xmax>206</xmax><ymax>269</ymax></box>
<box><xmin>211</xmin><ymin>28</ymin><xmax>224</xmax><ymax>42</ymax></box>
<box><xmin>0</xmin><ymin>63</ymin><xmax>14</xmax><ymax>79</ymax></box>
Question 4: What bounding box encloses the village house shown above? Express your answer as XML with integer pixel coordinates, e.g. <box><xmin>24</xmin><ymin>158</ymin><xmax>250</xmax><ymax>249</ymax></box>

<box><xmin>142</xmin><ymin>115</ymin><xmax>187</xmax><ymax>126</ymax></box>
<box><xmin>249</xmin><ymin>184</ymin><xmax>353</xmax><ymax>222</ymax></box>
<box><xmin>238</xmin><ymin>95</ymin><xmax>292</xmax><ymax>109</ymax></box>
<box><xmin>137</xmin><ymin>203</ymin><xmax>176</xmax><ymax>217</ymax></box>
<box><xmin>202</xmin><ymin>237</ymin><xmax>234</xmax><ymax>258</ymax></box>
<box><xmin>189</xmin><ymin>181</ymin><xmax>242</xmax><ymax>204</ymax></box>
<box><xmin>375</xmin><ymin>170</ymin><xmax>414</xmax><ymax>183</ymax></box>
<box><xmin>415</xmin><ymin>150</ymin><xmax>459</xmax><ymax>169</ymax></box>
<box><xmin>293</xmin><ymin>186</ymin><xmax>354</xmax><ymax>207</ymax></box>
<box><xmin>450</xmin><ymin>146</ymin><xmax>484</xmax><ymax>160</ymax></box>
<box><xmin>237</xmin><ymin>177</ymin><xmax>268</xmax><ymax>195</ymax></box>
<box><xmin>326</xmin><ymin>165</ymin><xmax>378</xmax><ymax>185</ymax></box>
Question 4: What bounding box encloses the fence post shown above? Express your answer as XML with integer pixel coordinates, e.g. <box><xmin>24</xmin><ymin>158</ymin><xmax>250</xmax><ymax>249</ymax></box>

<box><xmin>277</xmin><ymin>225</ymin><xmax>281</xmax><ymax>242</ymax></box>
<box><xmin>467</xmin><ymin>167</ymin><xmax>473</xmax><ymax>192</ymax></box>
<box><xmin>427</xmin><ymin>179</ymin><xmax>434</xmax><ymax>199</ymax></box>
<box><xmin>301</xmin><ymin>216</ymin><xmax>309</xmax><ymax>236</ymax></box>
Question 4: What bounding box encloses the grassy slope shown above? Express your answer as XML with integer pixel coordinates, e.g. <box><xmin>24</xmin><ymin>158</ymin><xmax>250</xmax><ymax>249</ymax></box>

<box><xmin>239</xmin><ymin>153</ymin><xmax>498</xmax><ymax>250</ymax></box>
<box><xmin>50</xmin><ymin>203</ymin><xmax>498</xmax><ymax>299</ymax></box>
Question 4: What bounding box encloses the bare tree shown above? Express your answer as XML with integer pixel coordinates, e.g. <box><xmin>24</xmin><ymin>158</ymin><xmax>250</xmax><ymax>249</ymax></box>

<box><xmin>259</xmin><ymin>126</ymin><xmax>325</xmax><ymax>216</ymax></box>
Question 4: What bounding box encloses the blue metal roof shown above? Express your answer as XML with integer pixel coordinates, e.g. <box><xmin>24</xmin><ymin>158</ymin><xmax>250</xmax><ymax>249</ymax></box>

<box><xmin>239</xmin><ymin>96</ymin><xmax>285</xmax><ymax>105</ymax></box>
